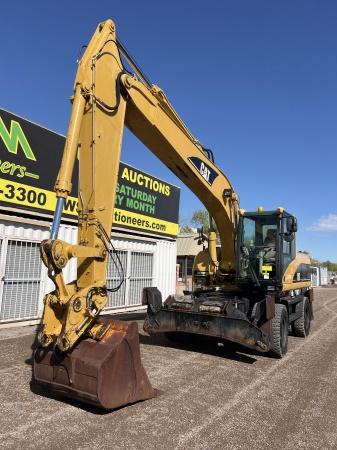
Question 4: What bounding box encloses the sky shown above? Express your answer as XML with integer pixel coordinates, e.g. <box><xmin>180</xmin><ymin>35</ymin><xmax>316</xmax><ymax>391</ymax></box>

<box><xmin>0</xmin><ymin>0</ymin><xmax>336</xmax><ymax>260</ymax></box>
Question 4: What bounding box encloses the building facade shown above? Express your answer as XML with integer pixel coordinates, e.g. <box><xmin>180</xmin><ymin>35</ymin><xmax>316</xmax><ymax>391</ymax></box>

<box><xmin>0</xmin><ymin>109</ymin><xmax>180</xmax><ymax>327</ymax></box>
<box><xmin>176</xmin><ymin>233</ymin><xmax>201</xmax><ymax>295</ymax></box>
<box><xmin>311</xmin><ymin>266</ymin><xmax>328</xmax><ymax>287</ymax></box>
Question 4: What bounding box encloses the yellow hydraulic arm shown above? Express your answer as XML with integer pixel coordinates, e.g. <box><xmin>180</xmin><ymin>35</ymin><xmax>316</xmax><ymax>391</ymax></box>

<box><xmin>39</xmin><ymin>19</ymin><xmax>239</xmax><ymax>352</ymax></box>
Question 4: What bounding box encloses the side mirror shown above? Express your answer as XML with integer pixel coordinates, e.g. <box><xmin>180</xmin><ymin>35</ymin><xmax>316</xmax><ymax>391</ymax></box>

<box><xmin>287</xmin><ymin>217</ymin><xmax>297</xmax><ymax>233</ymax></box>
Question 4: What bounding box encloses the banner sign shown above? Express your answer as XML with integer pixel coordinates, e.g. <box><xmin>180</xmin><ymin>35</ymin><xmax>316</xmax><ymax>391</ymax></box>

<box><xmin>0</xmin><ymin>109</ymin><xmax>180</xmax><ymax>237</ymax></box>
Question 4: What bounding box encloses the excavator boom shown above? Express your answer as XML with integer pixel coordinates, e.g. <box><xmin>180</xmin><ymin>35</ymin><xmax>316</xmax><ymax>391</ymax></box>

<box><xmin>33</xmin><ymin>19</ymin><xmax>239</xmax><ymax>409</ymax></box>
<box><xmin>37</xmin><ymin>19</ymin><xmax>239</xmax><ymax>354</ymax></box>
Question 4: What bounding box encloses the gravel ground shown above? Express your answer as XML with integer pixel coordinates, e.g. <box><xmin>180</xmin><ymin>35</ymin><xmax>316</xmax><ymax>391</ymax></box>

<box><xmin>0</xmin><ymin>287</ymin><xmax>337</xmax><ymax>449</ymax></box>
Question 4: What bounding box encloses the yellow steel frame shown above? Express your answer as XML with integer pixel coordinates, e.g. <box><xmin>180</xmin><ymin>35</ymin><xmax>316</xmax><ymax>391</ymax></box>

<box><xmin>39</xmin><ymin>20</ymin><xmax>239</xmax><ymax>350</ymax></box>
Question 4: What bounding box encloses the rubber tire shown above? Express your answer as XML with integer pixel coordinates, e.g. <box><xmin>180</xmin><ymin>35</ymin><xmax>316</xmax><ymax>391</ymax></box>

<box><xmin>292</xmin><ymin>298</ymin><xmax>311</xmax><ymax>338</ymax></box>
<box><xmin>270</xmin><ymin>304</ymin><xmax>289</xmax><ymax>358</ymax></box>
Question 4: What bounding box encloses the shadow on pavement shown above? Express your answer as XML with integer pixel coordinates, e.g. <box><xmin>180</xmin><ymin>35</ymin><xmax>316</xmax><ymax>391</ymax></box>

<box><xmin>25</xmin><ymin>327</ymin><xmax>40</xmax><ymax>366</ymax></box>
<box><xmin>29</xmin><ymin>378</ymin><xmax>157</xmax><ymax>415</ymax></box>
<box><xmin>139</xmin><ymin>332</ymin><xmax>259</xmax><ymax>364</ymax></box>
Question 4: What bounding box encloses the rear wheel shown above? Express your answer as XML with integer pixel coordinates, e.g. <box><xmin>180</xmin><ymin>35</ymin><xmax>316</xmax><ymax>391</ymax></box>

<box><xmin>270</xmin><ymin>304</ymin><xmax>288</xmax><ymax>358</ymax></box>
<box><xmin>292</xmin><ymin>298</ymin><xmax>311</xmax><ymax>337</ymax></box>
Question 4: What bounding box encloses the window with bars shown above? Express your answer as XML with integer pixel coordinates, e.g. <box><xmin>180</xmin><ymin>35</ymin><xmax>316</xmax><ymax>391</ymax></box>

<box><xmin>129</xmin><ymin>252</ymin><xmax>153</xmax><ymax>306</ymax></box>
<box><xmin>0</xmin><ymin>240</ymin><xmax>43</xmax><ymax>321</ymax></box>
<box><xmin>104</xmin><ymin>249</ymin><xmax>154</xmax><ymax>309</ymax></box>
<box><xmin>106</xmin><ymin>250</ymin><xmax>128</xmax><ymax>308</ymax></box>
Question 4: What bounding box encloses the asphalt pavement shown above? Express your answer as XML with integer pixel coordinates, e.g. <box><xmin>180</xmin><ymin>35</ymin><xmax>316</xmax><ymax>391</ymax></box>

<box><xmin>0</xmin><ymin>287</ymin><xmax>337</xmax><ymax>449</ymax></box>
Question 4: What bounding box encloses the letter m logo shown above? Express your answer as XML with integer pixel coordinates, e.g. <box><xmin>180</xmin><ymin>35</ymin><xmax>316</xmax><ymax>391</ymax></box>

<box><xmin>0</xmin><ymin>115</ymin><xmax>36</xmax><ymax>161</ymax></box>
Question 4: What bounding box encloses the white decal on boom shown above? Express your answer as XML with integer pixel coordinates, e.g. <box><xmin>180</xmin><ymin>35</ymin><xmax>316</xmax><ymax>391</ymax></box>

<box><xmin>200</xmin><ymin>162</ymin><xmax>210</xmax><ymax>183</ymax></box>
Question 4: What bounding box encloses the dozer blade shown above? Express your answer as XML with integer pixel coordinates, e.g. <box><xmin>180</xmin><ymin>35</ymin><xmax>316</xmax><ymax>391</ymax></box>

<box><xmin>33</xmin><ymin>318</ymin><xmax>155</xmax><ymax>410</ymax></box>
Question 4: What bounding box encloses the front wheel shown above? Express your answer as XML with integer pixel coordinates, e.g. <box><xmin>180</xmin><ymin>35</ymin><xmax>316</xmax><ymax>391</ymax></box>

<box><xmin>270</xmin><ymin>304</ymin><xmax>289</xmax><ymax>358</ymax></box>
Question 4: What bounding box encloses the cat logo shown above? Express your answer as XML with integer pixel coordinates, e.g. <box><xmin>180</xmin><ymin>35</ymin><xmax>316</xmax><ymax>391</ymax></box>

<box><xmin>188</xmin><ymin>156</ymin><xmax>218</xmax><ymax>186</ymax></box>
<box><xmin>199</xmin><ymin>161</ymin><xmax>211</xmax><ymax>183</ymax></box>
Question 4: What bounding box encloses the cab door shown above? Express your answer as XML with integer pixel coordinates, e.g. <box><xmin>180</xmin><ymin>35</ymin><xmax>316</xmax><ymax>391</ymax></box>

<box><xmin>280</xmin><ymin>216</ymin><xmax>296</xmax><ymax>277</ymax></box>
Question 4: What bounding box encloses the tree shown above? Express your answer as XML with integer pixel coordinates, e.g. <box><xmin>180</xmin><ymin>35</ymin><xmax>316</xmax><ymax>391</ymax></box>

<box><xmin>321</xmin><ymin>260</ymin><xmax>337</xmax><ymax>272</ymax></box>
<box><xmin>310</xmin><ymin>258</ymin><xmax>321</xmax><ymax>267</ymax></box>
<box><xmin>309</xmin><ymin>257</ymin><xmax>337</xmax><ymax>271</ymax></box>
<box><xmin>191</xmin><ymin>210</ymin><xmax>210</xmax><ymax>233</ymax></box>
<box><xmin>179</xmin><ymin>214</ymin><xmax>194</xmax><ymax>234</ymax></box>
<box><xmin>179</xmin><ymin>224</ymin><xmax>193</xmax><ymax>233</ymax></box>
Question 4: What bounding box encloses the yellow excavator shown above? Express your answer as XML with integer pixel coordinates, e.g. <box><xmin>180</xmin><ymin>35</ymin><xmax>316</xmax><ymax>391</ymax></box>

<box><xmin>33</xmin><ymin>19</ymin><xmax>313</xmax><ymax>409</ymax></box>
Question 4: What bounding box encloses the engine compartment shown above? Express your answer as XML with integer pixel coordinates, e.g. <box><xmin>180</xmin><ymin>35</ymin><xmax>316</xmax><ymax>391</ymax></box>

<box><xmin>164</xmin><ymin>289</ymin><xmax>253</xmax><ymax>318</ymax></box>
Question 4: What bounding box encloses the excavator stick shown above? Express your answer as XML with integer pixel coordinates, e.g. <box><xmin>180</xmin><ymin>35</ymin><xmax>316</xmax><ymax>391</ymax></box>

<box><xmin>32</xmin><ymin>20</ymin><xmax>155</xmax><ymax>409</ymax></box>
<box><xmin>33</xmin><ymin>318</ymin><xmax>155</xmax><ymax>409</ymax></box>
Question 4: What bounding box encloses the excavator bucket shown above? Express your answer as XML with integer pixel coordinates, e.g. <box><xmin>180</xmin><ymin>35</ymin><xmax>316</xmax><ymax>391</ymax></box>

<box><xmin>33</xmin><ymin>318</ymin><xmax>155</xmax><ymax>410</ymax></box>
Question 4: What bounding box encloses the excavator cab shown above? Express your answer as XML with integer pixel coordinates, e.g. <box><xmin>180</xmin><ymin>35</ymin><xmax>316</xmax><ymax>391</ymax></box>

<box><xmin>237</xmin><ymin>209</ymin><xmax>298</xmax><ymax>287</ymax></box>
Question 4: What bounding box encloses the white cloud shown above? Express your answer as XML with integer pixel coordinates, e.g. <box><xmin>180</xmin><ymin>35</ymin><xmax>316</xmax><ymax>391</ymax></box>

<box><xmin>307</xmin><ymin>214</ymin><xmax>337</xmax><ymax>232</ymax></box>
